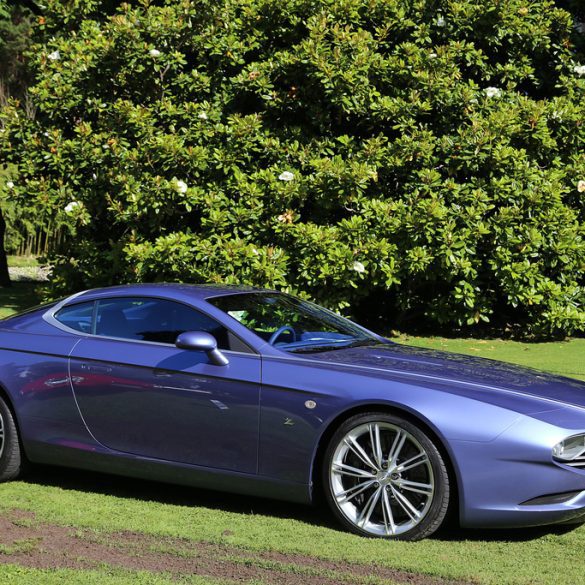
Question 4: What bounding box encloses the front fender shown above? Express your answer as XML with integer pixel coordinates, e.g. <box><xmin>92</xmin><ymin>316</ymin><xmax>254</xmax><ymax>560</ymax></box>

<box><xmin>258</xmin><ymin>356</ymin><xmax>524</xmax><ymax>487</ymax></box>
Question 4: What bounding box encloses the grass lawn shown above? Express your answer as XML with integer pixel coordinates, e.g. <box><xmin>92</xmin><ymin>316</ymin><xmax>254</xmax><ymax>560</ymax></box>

<box><xmin>7</xmin><ymin>256</ymin><xmax>39</xmax><ymax>268</ymax></box>
<box><xmin>0</xmin><ymin>256</ymin><xmax>45</xmax><ymax>319</ymax></box>
<box><xmin>1</xmin><ymin>276</ymin><xmax>585</xmax><ymax>584</ymax></box>
<box><xmin>0</xmin><ymin>282</ymin><xmax>43</xmax><ymax>319</ymax></box>
<box><xmin>2</xmin><ymin>469</ymin><xmax>585</xmax><ymax>585</ymax></box>
<box><xmin>395</xmin><ymin>334</ymin><xmax>585</xmax><ymax>382</ymax></box>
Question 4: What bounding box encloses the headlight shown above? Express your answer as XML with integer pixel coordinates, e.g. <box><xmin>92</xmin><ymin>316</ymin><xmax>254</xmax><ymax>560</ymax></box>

<box><xmin>553</xmin><ymin>434</ymin><xmax>585</xmax><ymax>467</ymax></box>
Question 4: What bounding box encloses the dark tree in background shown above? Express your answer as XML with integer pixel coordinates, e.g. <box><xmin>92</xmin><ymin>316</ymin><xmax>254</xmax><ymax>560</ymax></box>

<box><xmin>0</xmin><ymin>0</ymin><xmax>36</xmax><ymax>286</ymax></box>
<box><xmin>0</xmin><ymin>1</ymin><xmax>34</xmax><ymax>103</ymax></box>
<box><xmin>0</xmin><ymin>210</ymin><xmax>9</xmax><ymax>287</ymax></box>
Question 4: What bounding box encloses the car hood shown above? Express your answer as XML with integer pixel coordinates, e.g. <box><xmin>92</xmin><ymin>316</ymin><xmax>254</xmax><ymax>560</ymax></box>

<box><xmin>300</xmin><ymin>342</ymin><xmax>585</xmax><ymax>409</ymax></box>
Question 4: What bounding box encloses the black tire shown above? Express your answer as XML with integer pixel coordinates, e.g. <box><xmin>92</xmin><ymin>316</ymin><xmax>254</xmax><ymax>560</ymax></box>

<box><xmin>322</xmin><ymin>412</ymin><xmax>450</xmax><ymax>541</ymax></box>
<box><xmin>0</xmin><ymin>396</ymin><xmax>23</xmax><ymax>482</ymax></box>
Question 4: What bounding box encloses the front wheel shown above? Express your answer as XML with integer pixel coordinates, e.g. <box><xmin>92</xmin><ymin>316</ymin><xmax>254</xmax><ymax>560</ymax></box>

<box><xmin>323</xmin><ymin>412</ymin><xmax>450</xmax><ymax>541</ymax></box>
<box><xmin>0</xmin><ymin>396</ymin><xmax>23</xmax><ymax>482</ymax></box>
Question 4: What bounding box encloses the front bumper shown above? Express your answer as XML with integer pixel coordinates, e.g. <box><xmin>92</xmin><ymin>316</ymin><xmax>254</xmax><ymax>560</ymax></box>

<box><xmin>450</xmin><ymin>411</ymin><xmax>585</xmax><ymax>529</ymax></box>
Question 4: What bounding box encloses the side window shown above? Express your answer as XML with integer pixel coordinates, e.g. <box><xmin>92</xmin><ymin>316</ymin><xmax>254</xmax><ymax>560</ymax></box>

<box><xmin>55</xmin><ymin>301</ymin><xmax>94</xmax><ymax>333</ymax></box>
<box><xmin>94</xmin><ymin>297</ymin><xmax>244</xmax><ymax>351</ymax></box>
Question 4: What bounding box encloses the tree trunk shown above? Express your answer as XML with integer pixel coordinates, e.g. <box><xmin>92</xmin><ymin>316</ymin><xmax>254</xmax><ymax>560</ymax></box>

<box><xmin>0</xmin><ymin>208</ymin><xmax>12</xmax><ymax>287</ymax></box>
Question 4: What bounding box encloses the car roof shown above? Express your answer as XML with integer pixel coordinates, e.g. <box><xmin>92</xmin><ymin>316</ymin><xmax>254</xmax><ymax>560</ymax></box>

<box><xmin>69</xmin><ymin>283</ymin><xmax>273</xmax><ymax>306</ymax></box>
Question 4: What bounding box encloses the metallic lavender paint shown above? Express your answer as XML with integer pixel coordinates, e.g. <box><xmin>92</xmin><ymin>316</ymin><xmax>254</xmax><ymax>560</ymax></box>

<box><xmin>1</xmin><ymin>283</ymin><xmax>585</xmax><ymax>529</ymax></box>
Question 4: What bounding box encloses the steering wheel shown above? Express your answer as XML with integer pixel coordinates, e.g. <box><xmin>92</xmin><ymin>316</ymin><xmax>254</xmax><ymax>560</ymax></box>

<box><xmin>268</xmin><ymin>325</ymin><xmax>297</xmax><ymax>346</ymax></box>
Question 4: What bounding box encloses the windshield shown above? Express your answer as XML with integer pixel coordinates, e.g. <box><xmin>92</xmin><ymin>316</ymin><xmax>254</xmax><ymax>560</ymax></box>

<box><xmin>208</xmin><ymin>292</ymin><xmax>382</xmax><ymax>352</ymax></box>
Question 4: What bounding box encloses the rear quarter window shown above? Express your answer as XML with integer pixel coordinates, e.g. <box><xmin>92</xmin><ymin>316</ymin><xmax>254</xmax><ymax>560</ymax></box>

<box><xmin>54</xmin><ymin>301</ymin><xmax>94</xmax><ymax>333</ymax></box>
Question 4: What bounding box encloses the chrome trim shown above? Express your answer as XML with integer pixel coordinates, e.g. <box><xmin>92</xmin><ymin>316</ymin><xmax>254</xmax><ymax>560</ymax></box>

<box><xmin>564</xmin><ymin>462</ymin><xmax>585</xmax><ymax>468</ymax></box>
<box><xmin>42</xmin><ymin>289</ymin><xmax>90</xmax><ymax>334</ymax></box>
<box><xmin>0</xmin><ymin>410</ymin><xmax>4</xmax><ymax>460</ymax></box>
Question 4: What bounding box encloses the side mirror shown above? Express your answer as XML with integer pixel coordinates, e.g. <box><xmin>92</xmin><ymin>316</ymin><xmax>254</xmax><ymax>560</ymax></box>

<box><xmin>175</xmin><ymin>331</ymin><xmax>229</xmax><ymax>366</ymax></box>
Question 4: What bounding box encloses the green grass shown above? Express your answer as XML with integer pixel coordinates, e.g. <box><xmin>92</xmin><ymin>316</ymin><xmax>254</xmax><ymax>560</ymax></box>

<box><xmin>395</xmin><ymin>334</ymin><xmax>585</xmax><ymax>381</ymax></box>
<box><xmin>0</xmin><ymin>565</ymin><xmax>226</xmax><ymax>585</ymax></box>
<box><xmin>0</xmin><ymin>282</ymin><xmax>43</xmax><ymax>319</ymax></box>
<box><xmin>0</xmin><ymin>537</ymin><xmax>41</xmax><ymax>555</ymax></box>
<box><xmin>0</xmin><ymin>255</ymin><xmax>46</xmax><ymax>318</ymax></box>
<box><xmin>0</xmin><ymin>479</ymin><xmax>584</xmax><ymax>585</ymax></box>
<box><xmin>7</xmin><ymin>255</ymin><xmax>39</xmax><ymax>268</ymax></box>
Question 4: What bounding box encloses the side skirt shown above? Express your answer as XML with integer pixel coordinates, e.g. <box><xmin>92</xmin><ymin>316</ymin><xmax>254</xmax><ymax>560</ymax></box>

<box><xmin>25</xmin><ymin>441</ymin><xmax>312</xmax><ymax>505</ymax></box>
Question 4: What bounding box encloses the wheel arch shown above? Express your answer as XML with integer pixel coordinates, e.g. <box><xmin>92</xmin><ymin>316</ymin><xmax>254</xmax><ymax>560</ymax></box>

<box><xmin>0</xmin><ymin>383</ymin><xmax>18</xmax><ymax>425</ymax></box>
<box><xmin>0</xmin><ymin>381</ymin><xmax>29</xmax><ymax>461</ymax></box>
<box><xmin>310</xmin><ymin>402</ymin><xmax>462</xmax><ymax>525</ymax></box>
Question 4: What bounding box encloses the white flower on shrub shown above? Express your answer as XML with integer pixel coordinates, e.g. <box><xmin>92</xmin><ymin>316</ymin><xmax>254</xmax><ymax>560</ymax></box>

<box><xmin>47</xmin><ymin>50</ymin><xmax>60</xmax><ymax>61</ymax></box>
<box><xmin>175</xmin><ymin>180</ymin><xmax>188</xmax><ymax>194</ymax></box>
<box><xmin>436</xmin><ymin>16</ymin><xmax>446</xmax><ymax>27</ymax></box>
<box><xmin>64</xmin><ymin>201</ymin><xmax>82</xmax><ymax>214</ymax></box>
<box><xmin>578</xmin><ymin>180</ymin><xmax>585</xmax><ymax>193</ymax></box>
<box><xmin>429</xmin><ymin>52</ymin><xmax>438</xmax><ymax>59</ymax></box>
<box><xmin>277</xmin><ymin>210</ymin><xmax>294</xmax><ymax>223</ymax></box>
<box><xmin>278</xmin><ymin>171</ymin><xmax>294</xmax><ymax>181</ymax></box>
<box><xmin>149</xmin><ymin>49</ymin><xmax>161</xmax><ymax>58</ymax></box>
<box><xmin>198</xmin><ymin>112</ymin><xmax>208</xmax><ymax>120</ymax></box>
<box><xmin>5</xmin><ymin>181</ymin><xmax>14</xmax><ymax>189</ymax></box>
<box><xmin>573</xmin><ymin>65</ymin><xmax>585</xmax><ymax>77</ymax></box>
<box><xmin>484</xmin><ymin>87</ymin><xmax>502</xmax><ymax>98</ymax></box>
<box><xmin>352</xmin><ymin>261</ymin><xmax>366</xmax><ymax>274</ymax></box>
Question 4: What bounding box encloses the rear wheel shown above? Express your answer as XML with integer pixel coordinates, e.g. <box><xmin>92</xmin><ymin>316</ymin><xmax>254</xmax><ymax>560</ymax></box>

<box><xmin>0</xmin><ymin>396</ymin><xmax>23</xmax><ymax>482</ymax></box>
<box><xmin>323</xmin><ymin>412</ymin><xmax>450</xmax><ymax>541</ymax></box>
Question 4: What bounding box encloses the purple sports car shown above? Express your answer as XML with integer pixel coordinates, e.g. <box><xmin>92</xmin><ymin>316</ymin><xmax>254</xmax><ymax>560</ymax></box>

<box><xmin>1</xmin><ymin>284</ymin><xmax>585</xmax><ymax>540</ymax></box>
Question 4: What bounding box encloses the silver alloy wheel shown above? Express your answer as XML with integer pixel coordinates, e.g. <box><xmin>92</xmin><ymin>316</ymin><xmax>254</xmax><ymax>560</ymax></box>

<box><xmin>0</xmin><ymin>410</ymin><xmax>4</xmax><ymax>459</ymax></box>
<box><xmin>330</xmin><ymin>422</ymin><xmax>435</xmax><ymax>536</ymax></box>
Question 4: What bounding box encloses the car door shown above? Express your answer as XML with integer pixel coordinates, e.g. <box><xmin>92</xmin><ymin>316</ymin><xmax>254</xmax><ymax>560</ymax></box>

<box><xmin>64</xmin><ymin>297</ymin><xmax>260</xmax><ymax>474</ymax></box>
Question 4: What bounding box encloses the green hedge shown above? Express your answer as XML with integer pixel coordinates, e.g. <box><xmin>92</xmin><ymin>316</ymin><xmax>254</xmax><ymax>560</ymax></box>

<box><xmin>1</xmin><ymin>0</ymin><xmax>585</xmax><ymax>336</ymax></box>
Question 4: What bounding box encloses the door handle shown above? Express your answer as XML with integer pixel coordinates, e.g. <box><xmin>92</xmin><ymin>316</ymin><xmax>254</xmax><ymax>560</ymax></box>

<box><xmin>82</xmin><ymin>364</ymin><xmax>113</xmax><ymax>374</ymax></box>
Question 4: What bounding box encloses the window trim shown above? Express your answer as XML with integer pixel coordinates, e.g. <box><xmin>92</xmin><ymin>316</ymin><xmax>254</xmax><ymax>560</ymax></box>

<box><xmin>49</xmin><ymin>299</ymin><xmax>94</xmax><ymax>335</ymax></box>
<box><xmin>44</xmin><ymin>294</ymin><xmax>257</xmax><ymax>355</ymax></box>
<box><xmin>43</xmin><ymin>289</ymin><xmax>93</xmax><ymax>335</ymax></box>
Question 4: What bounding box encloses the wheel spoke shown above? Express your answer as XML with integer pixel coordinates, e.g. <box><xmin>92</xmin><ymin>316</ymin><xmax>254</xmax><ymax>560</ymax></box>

<box><xmin>396</xmin><ymin>479</ymin><xmax>433</xmax><ymax>495</ymax></box>
<box><xmin>395</xmin><ymin>452</ymin><xmax>428</xmax><ymax>473</ymax></box>
<box><xmin>0</xmin><ymin>413</ymin><xmax>4</xmax><ymax>459</ymax></box>
<box><xmin>357</xmin><ymin>486</ymin><xmax>382</xmax><ymax>527</ymax></box>
<box><xmin>344</xmin><ymin>436</ymin><xmax>377</xmax><ymax>471</ymax></box>
<box><xmin>369</xmin><ymin>423</ymin><xmax>383</xmax><ymax>467</ymax></box>
<box><xmin>388</xmin><ymin>430</ymin><xmax>406</xmax><ymax>466</ymax></box>
<box><xmin>336</xmin><ymin>479</ymin><xmax>376</xmax><ymax>504</ymax></box>
<box><xmin>330</xmin><ymin>419</ymin><xmax>440</xmax><ymax>538</ymax></box>
<box><xmin>332</xmin><ymin>462</ymin><xmax>376</xmax><ymax>479</ymax></box>
<box><xmin>381</xmin><ymin>489</ymin><xmax>396</xmax><ymax>535</ymax></box>
<box><xmin>391</xmin><ymin>486</ymin><xmax>422</xmax><ymax>521</ymax></box>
